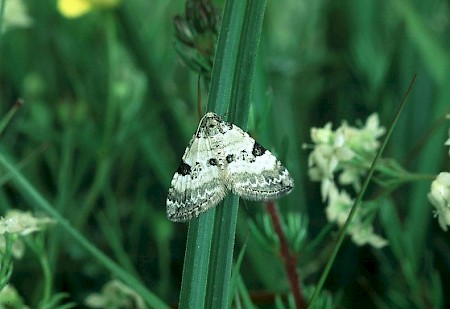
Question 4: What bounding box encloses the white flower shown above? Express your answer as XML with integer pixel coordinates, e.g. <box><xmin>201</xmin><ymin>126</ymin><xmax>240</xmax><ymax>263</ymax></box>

<box><xmin>349</xmin><ymin>224</ymin><xmax>388</xmax><ymax>248</ymax></box>
<box><xmin>307</xmin><ymin>114</ymin><xmax>384</xmax><ymax>193</ymax></box>
<box><xmin>363</xmin><ymin>113</ymin><xmax>385</xmax><ymax>143</ymax></box>
<box><xmin>428</xmin><ymin>172</ymin><xmax>450</xmax><ymax>231</ymax></box>
<box><xmin>310</xmin><ymin>123</ymin><xmax>333</xmax><ymax>144</ymax></box>
<box><xmin>325</xmin><ymin>183</ymin><xmax>354</xmax><ymax>225</ymax></box>
<box><xmin>85</xmin><ymin>280</ymin><xmax>147</xmax><ymax>309</ymax></box>
<box><xmin>307</xmin><ymin>125</ymin><xmax>355</xmax><ymax>191</ymax></box>
<box><xmin>338</xmin><ymin>165</ymin><xmax>365</xmax><ymax>192</ymax></box>
<box><xmin>307</xmin><ymin>114</ymin><xmax>387</xmax><ymax>248</ymax></box>
<box><xmin>0</xmin><ymin>210</ymin><xmax>54</xmax><ymax>235</ymax></box>
<box><xmin>320</xmin><ymin>178</ymin><xmax>333</xmax><ymax>202</ymax></box>
<box><xmin>326</xmin><ymin>184</ymin><xmax>388</xmax><ymax>248</ymax></box>
<box><xmin>343</xmin><ymin>114</ymin><xmax>385</xmax><ymax>156</ymax></box>
<box><xmin>334</xmin><ymin>128</ymin><xmax>356</xmax><ymax>161</ymax></box>
<box><xmin>308</xmin><ymin>144</ymin><xmax>338</xmax><ymax>181</ymax></box>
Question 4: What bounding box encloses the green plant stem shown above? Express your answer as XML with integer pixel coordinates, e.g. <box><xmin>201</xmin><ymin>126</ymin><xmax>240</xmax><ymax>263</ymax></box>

<box><xmin>24</xmin><ymin>236</ymin><xmax>53</xmax><ymax>305</ymax></box>
<box><xmin>0</xmin><ymin>234</ymin><xmax>13</xmax><ymax>291</ymax></box>
<box><xmin>40</xmin><ymin>250</ymin><xmax>52</xmax><ymax>304</ymax></box>
<box><xmin>48</xmin><ymin>123</ymin><xmax>75</xmax><ymax>273</ymax></box>
<box><xmin>308</xmin><ymin>75</ymin><xmax>417</xmax><ymax>307</ymax></box>
<box><xmin>205</xmin><ymin>195</ymin><xmax>239</xmax><ymax>308</ymax></box>
<box><xmin>178</xmin><ymin>0</ymin><xmax>247</xmax><ymax>307</ymax></box>
<box><xmin>179</xmin><ymin>210</ymin><xmax>215</xmax><ymax>308</ymax></box>
<box><xmin>0</xmin><ymin>143</ymin><xmax>49</xmax><ymax>186</ymax></box>
<box><xmin>206</xmin><ymin>0</ymin><xmax>267</xmax><ymax>308</ymax></box>
<box><xmin>207</xmin><ymin>0</ymin><xmax>247</xmax><ymax>116</ymax></box>
<box><xmin>74</xmin><ymin>158</ymin><xmax>112</xmax><ymax>227</ymax></box>
<box><xmin>75</xmin><ymin>17</ymin><xmax>117</xmax><ymax>228</ymax></box>
<box><xmin>227</xmin><ymin>0</ymin><xmax>267</xmax><ymax>125</ymax></box>
<box><xmin>179</xmin><ymin>0</ymin><xmax>267</xmax><ymax>307</ymax></box>
<box><xmin>0</xmin><ymin>99</ymin><xmax>24</xmax><ymax>135</ymax></box>
<box><xmin>0</xmin><ymin>151</ymin><xmax>169</xmax><ymax>309</ymax></box>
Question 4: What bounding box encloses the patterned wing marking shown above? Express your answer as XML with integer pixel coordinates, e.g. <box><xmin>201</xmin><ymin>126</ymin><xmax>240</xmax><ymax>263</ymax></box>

<box><xmin>223</xmin><ymin>125</ymin><xmax>294</xmax><ymax>200</ymax></box>
<box><xmin>166</xmin><ymin>130</ymin><xmax>226</xmax><ymax>222</ymax></box>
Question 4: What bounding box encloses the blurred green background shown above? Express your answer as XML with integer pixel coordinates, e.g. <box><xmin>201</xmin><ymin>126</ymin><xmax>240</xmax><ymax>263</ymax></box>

<box><xmin>0</xmin><ymin>0</ymin><xmax>449</xmax><ymax>308</ymax></box>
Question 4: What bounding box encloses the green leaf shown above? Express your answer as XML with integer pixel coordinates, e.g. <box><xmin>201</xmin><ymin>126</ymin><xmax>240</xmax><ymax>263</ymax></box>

<box><xmin>179</xmin><ymin>0</ymin><xmax>267</xmax><ymax>308</ymax></box>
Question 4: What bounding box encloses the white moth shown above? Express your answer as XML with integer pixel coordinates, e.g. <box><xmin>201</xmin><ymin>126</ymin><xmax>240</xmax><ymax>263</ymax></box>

<box><xmin>166</xmin><ymin>112</ymin><xmax>294</xmax><ymax>222</ymax></box>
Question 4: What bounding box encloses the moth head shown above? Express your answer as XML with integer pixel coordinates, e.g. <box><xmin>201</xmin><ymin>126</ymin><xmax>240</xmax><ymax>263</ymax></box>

<box><xmin>201</xmin><ymin>112</ymin><xmax>222</xmax><ymax>133</ymax></box>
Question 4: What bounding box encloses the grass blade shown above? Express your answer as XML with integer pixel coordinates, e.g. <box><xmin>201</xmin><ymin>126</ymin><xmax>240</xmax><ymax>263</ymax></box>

<box><xmin>206</xmin><ymin>0</ymin><xmax>267</xmax><ymax>308</ymax></box>
<box><xmin>178</xmin><ymin>0</ymin><xmax>247</xmax><ymax>307</ymax></box>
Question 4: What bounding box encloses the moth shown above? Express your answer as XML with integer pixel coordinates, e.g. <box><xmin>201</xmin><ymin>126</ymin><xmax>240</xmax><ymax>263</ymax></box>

<box><xmin>166</xmin><ymin>112</ymin><xmax>294</xmax><ymax>222</ymax></box>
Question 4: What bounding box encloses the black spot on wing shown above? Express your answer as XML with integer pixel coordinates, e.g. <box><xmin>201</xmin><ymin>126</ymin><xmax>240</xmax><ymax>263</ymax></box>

<box><xmin>208</xmin><ymin>158</ymin><xmax>218</xmax><ymax>166</ymax></box>
<box><xmin>176</xmin><ymin>160</ymin><xmax>191</xmax><ymax>176</ymax></box>
<box><xmin>226</xmin><ymin>154</ymin><xmax>235</xmax><ymax>163</ymax></box>
<box><xmin>252</xmin><ymin>141</ymin><xmax>267</xmax><ymax>157</ymax></box>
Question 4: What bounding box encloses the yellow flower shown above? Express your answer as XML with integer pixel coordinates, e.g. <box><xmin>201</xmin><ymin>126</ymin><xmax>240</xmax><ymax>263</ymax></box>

<box><xmin>57</xmin><ymin>0</ymin><xmax>121</xmax><ymax>19</ymax></box>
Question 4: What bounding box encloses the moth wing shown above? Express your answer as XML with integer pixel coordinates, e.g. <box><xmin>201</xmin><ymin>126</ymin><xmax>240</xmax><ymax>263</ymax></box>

<box><xmin>223</xmin><ymin>125</ymin><xmax>294</xmax><ymax>201</ymax></box>
<box><xmin>166</xmin><ymin>133</ymin><xmax>227</xmax><ymax>222</ymax></box>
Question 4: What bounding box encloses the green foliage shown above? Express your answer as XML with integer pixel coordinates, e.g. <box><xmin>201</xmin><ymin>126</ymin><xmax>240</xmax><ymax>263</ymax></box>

<box><xmin>0</xmin><ymin>234</ymin><xmax>13</xmax><ymax>291</ymax></box>
<box><xmin>0</xmin><ymin>0</ymin><xmax>448</xmax><ymax>308</ymax></box>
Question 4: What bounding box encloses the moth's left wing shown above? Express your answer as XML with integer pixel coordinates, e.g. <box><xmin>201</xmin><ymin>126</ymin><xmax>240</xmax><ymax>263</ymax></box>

<box><xmin>166</xmin><ymin>133</ymin><xmax>226</xmax><ymax>222</ymax></box>
<box><xmin>223</xmin><ymin>124</ymin><xmax>294</xmax><ymax>201</ymax></box>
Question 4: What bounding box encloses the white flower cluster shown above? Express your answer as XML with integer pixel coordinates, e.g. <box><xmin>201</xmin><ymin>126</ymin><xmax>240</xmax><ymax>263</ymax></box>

<box><xmin>428</xmin><ymin>129</ymin><xmax>450</xmax><ymax>231</ymax></box>
<box><xmin>85</xmin><ymin>280</ymin><xmax>147</xmax><ymax>309</ymax></box>
<box><xmin>0</xmin><ymin>210</ymin><xmax>54</xmax><ymax>236</ymax></box>
<box><xmin>306</xmin><ymin>114</ymin><xmax>387</xmax><ymax>248</ymax></box>
<box><xmin>0</xmin><ymin>210</ymin><xmax>54</xmax><ymax>259</ymax></box>
<box><xmin>428</xmin><ymin>173</ymin><xmax>450</xmax><ymax>231</ymax></box>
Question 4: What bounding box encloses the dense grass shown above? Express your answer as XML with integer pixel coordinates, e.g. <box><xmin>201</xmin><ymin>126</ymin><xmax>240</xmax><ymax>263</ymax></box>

<box><xmin>0</xmin><ymin>0</ymin><xmax>449</xmax><ymax>308</ymax></box>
